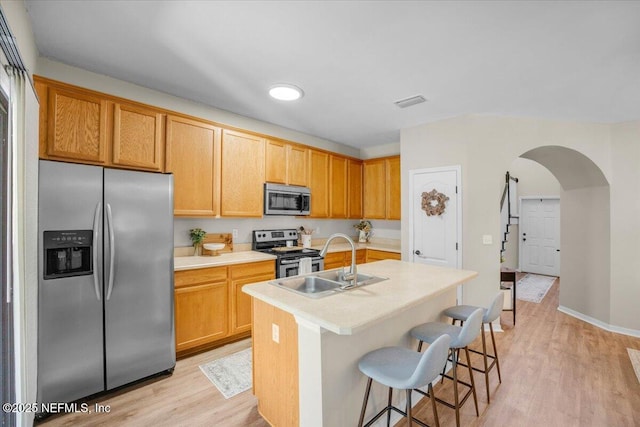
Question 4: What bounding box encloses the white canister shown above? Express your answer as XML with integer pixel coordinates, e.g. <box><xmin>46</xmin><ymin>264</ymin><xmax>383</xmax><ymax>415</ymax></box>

<box><xmin>301</xmin><ymin>234</ymin><xmax>312</xmax><ymax>248</ymax></box>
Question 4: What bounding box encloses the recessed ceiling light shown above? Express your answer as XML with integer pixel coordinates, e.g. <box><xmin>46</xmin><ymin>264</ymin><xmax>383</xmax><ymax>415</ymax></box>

<box><xmin>269</xmin><ymin>84</ymin><xmax>304</xmax><ymax>101</ymax></box>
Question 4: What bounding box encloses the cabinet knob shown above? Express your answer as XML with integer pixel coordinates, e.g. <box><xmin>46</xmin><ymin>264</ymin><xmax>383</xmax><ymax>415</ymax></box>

<box><xmin>414</xmin><ymin>250</ymin><xmax>421</xmax><ymax>255</ymax></box>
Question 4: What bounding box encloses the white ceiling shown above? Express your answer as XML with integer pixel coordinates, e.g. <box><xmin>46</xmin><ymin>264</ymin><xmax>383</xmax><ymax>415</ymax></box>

<box><xmin>24</xmin><ymin>1</ymin><xmax>640</xmax><ymax>149</ymax></box>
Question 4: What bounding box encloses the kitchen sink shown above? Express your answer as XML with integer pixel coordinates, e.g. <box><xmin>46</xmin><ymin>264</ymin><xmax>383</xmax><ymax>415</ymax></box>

<box><xmin>270</xmin><ymin>271</ymin><xmax>388</xmax><ymax>298</ymax></box>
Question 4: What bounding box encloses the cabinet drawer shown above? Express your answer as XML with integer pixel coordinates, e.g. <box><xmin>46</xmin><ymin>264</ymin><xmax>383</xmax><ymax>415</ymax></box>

<box><xmin>229</xmin><ymin>260</ymin><xmax>275</xmax><ymax>279</ymax></box>
<box><xmin>175</xmin><ymin>266</ymin><xmax>227</xmax><ymax>288</ymax></box>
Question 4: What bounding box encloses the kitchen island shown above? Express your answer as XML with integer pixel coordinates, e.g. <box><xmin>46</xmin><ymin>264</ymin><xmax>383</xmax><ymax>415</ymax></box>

<box><xmin>243</xmin><ymin>260</ymin><xmax>478</xmax><ymax>427</ymax></box>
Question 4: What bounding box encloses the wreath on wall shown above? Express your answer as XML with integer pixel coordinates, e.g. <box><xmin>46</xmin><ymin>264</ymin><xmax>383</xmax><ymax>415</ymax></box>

<box><xmin>421</xmin><ymin>189</ymin><xmax>450</xmax><ymax>216</ymax></box>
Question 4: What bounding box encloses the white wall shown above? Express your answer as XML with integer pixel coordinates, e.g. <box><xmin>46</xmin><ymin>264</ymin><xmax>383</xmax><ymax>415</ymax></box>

<box><xmin>560</xmin><ymin>186</ymin><xmax>610</xmax><ymax>323</ymax></box>
<box><xmin>400</xmin><ymin>115</ymin><xmax>640</xmax><ymax>333</ymax></box>
<box><xmin>609</xmin><ymin>121</ymin><xmax>640</xmax><ymax>331</ymax></box>
<box><xmin>509</xmin><ymin>157</ymin><xmax>563</xmax><ymax>197</ymax></box>
<box><xmin>0</xmin><ymin>0</ymin><xmax>38</xmax><ymax>76</ymax></box>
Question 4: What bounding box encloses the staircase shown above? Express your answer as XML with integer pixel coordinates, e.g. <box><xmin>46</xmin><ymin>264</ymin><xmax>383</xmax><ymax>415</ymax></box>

<box><xmin>500</xmin><ymin>172</ymin><xmax>519</xmax><ymax>258</ymax></box>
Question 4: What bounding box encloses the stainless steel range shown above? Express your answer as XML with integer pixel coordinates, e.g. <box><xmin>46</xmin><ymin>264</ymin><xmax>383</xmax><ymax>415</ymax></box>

<box><xmin>252</xmin><ymin>229</ymin><xmax>324</xmax><ymax>278</ymax></box>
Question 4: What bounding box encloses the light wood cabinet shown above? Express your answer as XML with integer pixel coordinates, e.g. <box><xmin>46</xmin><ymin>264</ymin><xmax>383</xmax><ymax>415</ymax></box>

<box><xmin>265</xmin><ymin>140</ymin><xmax>309</xmax><ymax>187</ymax></box>
<box><xmin>265</xmin><ymin>139</ymin><xmax>287</xmax><ymax>184</ymax></box>
<box><xmin>111</xmin><ymin>102</ymin><xmax>164</xmax><ymax>171</ymax></box>
<box><xmin>174</xmin><ymin>266</ymin><xmax>228</xmax><ymax>353</ymax></box>
<box><xmin>308</xmin><ymin>150</ymin><xmax>330</xmax><ymax>218</ymax></box>
<box><xmin>329</xmin><ymin>155</ymin><xmax>348</xmax><ymax>218</ymax></box>
<box><xmin>287</xmin><ymin>145</ymin><xmax>308</xmax><ymax>186</ymax></box>
<box><xmin>366</xmin><ymin>249</ymin><xmax>401</xmax><ymax>263</ymax></box>
<box><xmin>363</xmin><ymin>158</ymin><xmax>387</xmax><ymax>219</ymax></box>
<box><xmin>386</xmin><ymin>156</ymin><xmax>401</xmax><ymax>220</ymax></box>
<box><xmin>363</xmin><ymin>156</ymin><xmax>401</xmax><ymax>220</ymax></box>
<box><xmin>174</xmin><ymin>260</ymin><xmax>276</xmax><ymax>356</ymax></box>
<box><xmin>43</xmin><ymin>83</ymin><xmax>108</xmax><ymax>164</ymax></box>
<box><xmin>165</xmin><ymin>115</ymin><xmax>220</xmax><ymax>216</ymax></box>
<box><xmin>35</xmin><ymin>76</ymin><xmax>166</xmax><ymax>172</ymax></box>
<box><xmin>323</xmin><ymin>249</ymin><xmax>366</xmax><ymax>270</ymax></box>
<box><xmin>221</xmin><ymin>129</ymin><xmax>265</xmax><ymax>217</ymax></box>
<box><xmin>348</xmin><ymin>159</ymin><xmax>363</xmax><ymax>219</ymax></box>
<box><xmin>229</xmin><ymin>261</ymin><xmax>275</xmax><ymax>335</ymax></box>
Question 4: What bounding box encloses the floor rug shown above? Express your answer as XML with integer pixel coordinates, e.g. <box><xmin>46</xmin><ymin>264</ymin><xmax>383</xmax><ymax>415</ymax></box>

<box><xmin>516</xmin><ymin>273</ymin><xmax>557</xmax><ymax>303</ymax></box>
<box><xmin>199</xmin><ymin>348</ymin><xmax>252</xmax><ymax>399</ymax></box>
<box><xmin>628</xmin><ymin>348</ymin><xmax>640</xmax><ymax>384</ymax></box>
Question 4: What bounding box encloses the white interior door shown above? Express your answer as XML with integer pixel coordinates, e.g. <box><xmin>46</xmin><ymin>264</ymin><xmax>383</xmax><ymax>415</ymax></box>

<box><xmin>409</xmin><ymin>166</ymin><xmax>461</xmax><ymax>269</ymax></box>
<box><xmin>519</xmin><ymin>198</ymin><xmax>560</xmax><ymax>276</ymax></box>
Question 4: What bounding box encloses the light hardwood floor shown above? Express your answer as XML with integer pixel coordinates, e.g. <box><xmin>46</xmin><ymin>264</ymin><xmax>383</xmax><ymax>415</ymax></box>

<box><xmin>39</xmin><ymin>279</ymin><xmax>640</xmax><ymax>426</ymax></box>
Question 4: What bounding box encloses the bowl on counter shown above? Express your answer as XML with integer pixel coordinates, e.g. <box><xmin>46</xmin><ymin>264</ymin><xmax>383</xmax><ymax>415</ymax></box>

<box><xmin>203</xmin><ymin>243</ymin><xmax>225</xmax><ymax>256</ymax></box>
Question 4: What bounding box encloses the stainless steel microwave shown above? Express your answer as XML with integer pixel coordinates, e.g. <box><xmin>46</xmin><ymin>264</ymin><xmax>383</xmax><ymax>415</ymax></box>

<box><xmin>264</xmin><ymin>183</ymin><xmax>311</xmax><ymax>216</ymax></box>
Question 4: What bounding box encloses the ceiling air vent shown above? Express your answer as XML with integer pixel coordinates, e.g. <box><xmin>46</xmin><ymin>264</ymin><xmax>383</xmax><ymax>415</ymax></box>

<box><xmin>394</xmin><ymin>95</ymin><xmax>427</xmax><ymax>109</ymax></box>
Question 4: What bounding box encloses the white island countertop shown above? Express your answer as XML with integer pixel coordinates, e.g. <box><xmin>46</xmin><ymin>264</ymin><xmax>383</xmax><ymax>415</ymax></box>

<box><xmin>243</xmin><ymin>259</ymin><xmax>477</xmax><ymax>335</ymax></box>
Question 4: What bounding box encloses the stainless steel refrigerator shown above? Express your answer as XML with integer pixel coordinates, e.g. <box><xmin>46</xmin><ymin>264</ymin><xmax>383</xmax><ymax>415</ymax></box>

<box><xmin>37</xmin><ymin>160</ymin><xmax>175</xmax><ymax>406</ymax></box>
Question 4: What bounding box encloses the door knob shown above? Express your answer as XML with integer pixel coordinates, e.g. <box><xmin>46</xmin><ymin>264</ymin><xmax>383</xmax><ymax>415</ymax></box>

<box><xmin>414</xmin><ymin>250</ymin><xmax>421</xmax><ymax>255</ymax></box>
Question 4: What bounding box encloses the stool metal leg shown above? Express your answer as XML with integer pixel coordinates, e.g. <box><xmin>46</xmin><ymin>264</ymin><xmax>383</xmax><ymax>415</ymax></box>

<box><xmin>358</xmin><ymin>377</ymin><xmax>373</xmax><ymax>427</ymax></box>
<box><xmin>464</xmin><ymin>346</ymin><xmax>479</xmax><ymax>416</ymax></box>
<box><xmin>406</xmin><ymin>389</ymin><xmax>413</xmax><ymax>427</ymax></box>
<box><xmin>480</xmin><ymin>324</ymin><xmax>491</xmax><ymax>403</ymax></box>
<box><xmin>428</xmin><ymin>383</ymin><xmax>440</xmax><ymax>427</ymax></box>
<box><xmin>489</xmin><ymin>323</ymin><xmax>502</xmax><ymax>383</ymax></box>
<box><xmin>387</xmin><ymin>387</ymin><xmax>393</xmax><ymax>427</ymax></box>
<box><xmin>452</xmin><ymin>349</ymin><xmax>460</xmax><ymax>427</ymax></box>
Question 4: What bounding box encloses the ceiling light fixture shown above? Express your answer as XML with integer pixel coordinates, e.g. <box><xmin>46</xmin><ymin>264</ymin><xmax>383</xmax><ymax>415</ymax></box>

<box><xmin>269</xmin><ymin>83</ymin><xmax>304</xmax><ymax>101</ymax></box>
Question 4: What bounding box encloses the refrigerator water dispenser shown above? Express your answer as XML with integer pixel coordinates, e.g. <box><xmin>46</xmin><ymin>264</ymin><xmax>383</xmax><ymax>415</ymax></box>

<box><xmin>43</xmin><ymin>230</ymin><xmax>92</xmax><ymax>279</ymax></box>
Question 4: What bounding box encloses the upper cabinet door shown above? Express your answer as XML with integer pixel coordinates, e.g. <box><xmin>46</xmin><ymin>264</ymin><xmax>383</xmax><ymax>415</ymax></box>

<box><xmin>265</xmin><ymin>139</ymin><xmax>287</xmax><ymax>184</ymax></box>
<box><xmin>165</xmin><ymin>115</ymin><xmax>220</xmax><ymax>216</ymax></box>
<box><xmin>363</xmin><ymin>158</ymin><xmax>387</xmax><ymax>219</ymax></box>
<box><xmin>112</xmin><ymin>103</ymin><xmax>164</xmax><ymax>171</ymax></box>
<box><xmin>329</xmin><ymin>156</ymin><xmax>348</xmax><ymax>218</ymax></box>
<box><xmin>386</xmin><ymin>156</ymin><xmax>401</xmax><ymax>220</ymax></box>
<box><xmin>287</xmin><ymin>145</ymin><xmax>308</xmax><ymax>187</ymax></box>
<box><xmin>220</xmin><ymin>129</ymin><xmax>265</xmax><ymax>217</ymax></box>
<box><xmin>46</xmin><ymin>86</ymin><xmax>108</xmax><ymax>163</ymax></box>
<box><xmin>308</xmin><ymin>150</ymin><xmax>329</xmax><ymax>218</ymax></box>
<box><xmin>348</xmin><ymin>160</ymin><xmax>363</xmax><ymax>219</ymax></box>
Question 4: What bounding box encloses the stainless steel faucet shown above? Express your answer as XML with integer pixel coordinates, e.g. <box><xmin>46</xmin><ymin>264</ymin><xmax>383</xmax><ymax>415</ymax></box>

<box><xmin>319</xmin><ymin>233</ymin><xmax>357</xmax><ymax>288</ymax></box>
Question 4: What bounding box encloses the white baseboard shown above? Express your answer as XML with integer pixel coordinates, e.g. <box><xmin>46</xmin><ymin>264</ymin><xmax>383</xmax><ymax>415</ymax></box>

<box><xmin>557</xmin><ymin>306</ymin><xmax>640</xmax><ymax>338</ymax></box>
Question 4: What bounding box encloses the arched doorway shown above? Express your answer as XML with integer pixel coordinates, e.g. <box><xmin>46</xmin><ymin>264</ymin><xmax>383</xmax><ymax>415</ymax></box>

<box><xmin>510</xmin><ymin>146</ymin><xmax>610</xmax><ymax>323</ymax></box>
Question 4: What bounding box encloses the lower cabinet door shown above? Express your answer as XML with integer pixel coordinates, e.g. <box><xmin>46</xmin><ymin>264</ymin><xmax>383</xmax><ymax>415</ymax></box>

<box><xmin>175</xmin><ymin>281</ymin><xmax>228</xmax><ymax>352</ymax></box>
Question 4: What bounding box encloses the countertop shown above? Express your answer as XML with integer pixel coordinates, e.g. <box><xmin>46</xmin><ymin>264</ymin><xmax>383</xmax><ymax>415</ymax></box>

<box><xmin>243</xmin><ymin>260</ymin><xmax>477</xmax><ymax>335</ymax></box>
<box><xmin>174</xmin><ymin>240</ymin><xmax>400</xmax><ymax>271</ymax></box>
<box><xmin>174</xmin><ymin>251</ymin><xmax>277</xmax><ymax>271</ymax></box>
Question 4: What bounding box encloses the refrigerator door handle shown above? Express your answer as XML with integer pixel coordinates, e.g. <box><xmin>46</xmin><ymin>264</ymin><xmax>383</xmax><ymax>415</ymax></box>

<box><xmin>92</xmin><ymin>202</ymin><xmax>102</xmax><ymax>301</ymax></box>
<box><xmin>106</xmin><ymin>203</ymin><xmax>116</xmax><ymax>300</ymax></box>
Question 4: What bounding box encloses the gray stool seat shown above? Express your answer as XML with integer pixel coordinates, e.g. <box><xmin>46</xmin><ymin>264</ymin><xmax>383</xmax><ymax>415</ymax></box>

<box><xmin>357</xmin><ymin>334</ymin><xmax>450</xmax><ymax>427</ymax></box>
<box><xmin>443</xmin><ymin>305</ymin><xmax>489</xmax><ymax>322</ymax></box>
<box><xmin>410</xmin><ymin>308</ymin><xmax>484</xmax><ymax>427</ymax></box>
<box><xmin>409</xmin><ymin>322</ymin><xmax>466</xmax><ymax>348</ymax></box>
<box><xmin>442</xmin><ymin>292</ymin><xmax>504</xmax><ymax>404</ymax></box>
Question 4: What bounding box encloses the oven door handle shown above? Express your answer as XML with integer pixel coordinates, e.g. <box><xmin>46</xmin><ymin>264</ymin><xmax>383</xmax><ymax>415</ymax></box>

<box><xmin>280</xmin><ymin>256</ymin><xmax>323</xmax><ymax>265</ymax></box>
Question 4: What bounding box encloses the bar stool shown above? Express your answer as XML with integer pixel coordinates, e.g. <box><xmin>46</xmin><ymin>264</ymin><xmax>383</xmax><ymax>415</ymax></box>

<box><xmin>409</xmin><ymin>308</ymin><xmax>483</xmax><ymax>427</ymax></box>
<box><xmin>357</xmin><ymin>334</ymin><xmax>451</xmax><ymax>427</ymax></box>
<box><xmin>443</xmin><ymin>292</ymin><xmax>503</xmax><ymax>403</ymax></box>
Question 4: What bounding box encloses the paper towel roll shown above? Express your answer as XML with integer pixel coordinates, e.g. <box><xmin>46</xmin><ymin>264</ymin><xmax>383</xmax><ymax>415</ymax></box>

<box><xmin>299</xmin><ymin>257</ymin><xmax>312</xmax><ymax>275</ymax></box>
